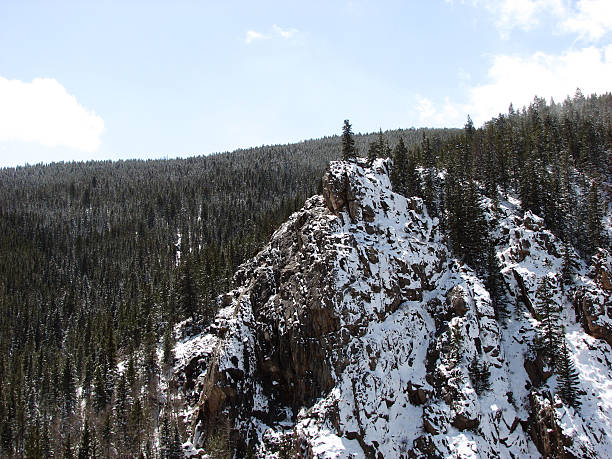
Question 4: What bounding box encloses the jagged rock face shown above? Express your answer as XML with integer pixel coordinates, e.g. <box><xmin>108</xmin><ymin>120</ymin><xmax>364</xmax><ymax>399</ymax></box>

<box><xmin>174</xmin><ymin>159</ymin><xmax>612</xmax><ymax>458</ymax></box>
<box><xmin>573</xmin><ymin>249</ymin><xmax>612</xmax><ymax>346</ymax></box>
<box><xmin>527</xmin><ymin>393</ymin><xmax>575</xmax><ymax>459</ymax></box>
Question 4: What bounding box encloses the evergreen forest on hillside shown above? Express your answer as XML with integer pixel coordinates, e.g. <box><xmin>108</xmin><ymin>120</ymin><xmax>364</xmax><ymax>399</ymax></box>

<box><xmin>0</xmin><ymin>90</ymin><xmax>610</xmax><ymax>457</ymax></box>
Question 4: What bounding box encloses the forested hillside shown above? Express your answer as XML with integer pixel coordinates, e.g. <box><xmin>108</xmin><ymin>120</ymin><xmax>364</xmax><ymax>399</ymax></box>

<box><xmin>0</xmin><ymin>126</ymin><xmax>456</xmax><ymax>457</ymax></box>
<box><xmin>0</xmin><ymin>90</ymin><xmax>610</xmax><ymax>457</ymax></box>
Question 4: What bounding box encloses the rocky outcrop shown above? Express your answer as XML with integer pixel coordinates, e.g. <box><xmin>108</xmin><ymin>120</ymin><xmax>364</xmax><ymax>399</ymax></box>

<box><xmin>592</xmin><ymin>249</ymin><xmax>612</xmax><ymax>292</ymax></box>
<box><xmin>574</xmin><ymin>287</ymin><xmax>612</xmax><ymax>347</ymax></box>
<box><xmin>186</xmin><ymin>194</ymin><xmax>343</xmax><ymax>453</ymax></box>
<box><xmin>527</xmin><ymin>393</ymin><xmax>575</xmax><ymax>459</ymax></box>
<box><xmin>573</xmin><ymin>249</ymin><xmax>612</xmax><ymax>346</ymax></box>
<box><xmin>174</xmin><ymin>158</ymin><xmax>612</xmax><ymax>458</ymax></box>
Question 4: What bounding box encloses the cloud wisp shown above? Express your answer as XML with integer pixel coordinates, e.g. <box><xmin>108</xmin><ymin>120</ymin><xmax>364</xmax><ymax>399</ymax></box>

<box><xmin>561</xmin><ymin>0</ymin><xmax>612</xmax><ymax>41</ymax></box>
<box><xmin>0</xmin><ymin>77</ymin><xmax>104</xmax><ymax>152</ymax></box>
<box><xmin>457</xmin><ymin>0</ymin><xmax>612</xmax><ymax>41</ymax></box>
<box><xmin>245</xmin><ymin>24</ymin><xmax>299</xmax><ymax>44</ymax></box>
<box><xmin>245</xmin><ymin>30</ymin><xmax>268</xmax><ymax>44</ymax></box>
<box><xmin>474</xmin><ymin>0</ymin><xmax>564</xmax><ymax>38</ymax></box>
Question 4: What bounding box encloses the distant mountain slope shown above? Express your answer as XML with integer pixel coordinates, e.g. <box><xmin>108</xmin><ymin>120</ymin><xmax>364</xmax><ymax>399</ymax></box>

<box><xmin>175</xmin><ymin>159</ymin><xmax>612</xmax><ymax>458</ymax></box>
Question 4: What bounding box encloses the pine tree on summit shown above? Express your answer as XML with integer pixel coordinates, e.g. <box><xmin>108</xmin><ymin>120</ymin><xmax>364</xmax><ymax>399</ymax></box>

<box><xmin>390</xmin><ymin>137</ymin><xmax>408</xmax><ymax>194</ymax></box>
<box><xmin>341</xmin><ymin>120</ymin><xmax>357</xmax><ymax>161</ymax></box>
<box><xmin>367</xmin><ymin>141</ymin><xmax>379</xmax><ymax>164</ymax></box>
<box><xmin>367</xmin><ymin>129</ymin><xmax>386</xmax><ymax>164</ymax></box>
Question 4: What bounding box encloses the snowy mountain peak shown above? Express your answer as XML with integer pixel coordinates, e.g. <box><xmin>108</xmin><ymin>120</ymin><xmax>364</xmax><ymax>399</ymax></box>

<box><xmin>174</xmin><ymin>159</ymin><xmax>612</xmax><ymax>458</ymax></box>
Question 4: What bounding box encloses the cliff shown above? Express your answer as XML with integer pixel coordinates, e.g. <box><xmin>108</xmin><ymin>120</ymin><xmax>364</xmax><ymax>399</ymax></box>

<box><xmin>173</xmin><ymin>158</ymin><xmax>612</xmax><ymax>458</ymax></box>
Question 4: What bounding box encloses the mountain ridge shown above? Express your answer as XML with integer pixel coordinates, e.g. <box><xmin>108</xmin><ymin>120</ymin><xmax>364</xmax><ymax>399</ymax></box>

<box><xmin>174</xmin><ymin>158</ymin><xmax>612</xmax><ymax>457</ymax></box>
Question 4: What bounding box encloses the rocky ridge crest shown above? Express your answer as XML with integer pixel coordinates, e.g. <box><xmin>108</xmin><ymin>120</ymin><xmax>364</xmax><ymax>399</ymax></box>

<box><xmin>174</xmin><ymin>159</ymin><xmax>612</xmax><ymax>458</ymax></box>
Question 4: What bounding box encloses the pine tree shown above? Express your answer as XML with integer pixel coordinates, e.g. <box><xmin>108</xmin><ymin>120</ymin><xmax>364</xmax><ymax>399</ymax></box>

<box><xmin>367</xmin><ymin>141</ymin><xmax>377</xmax><ymax>163</ymax></box>
<box><xmin>104</xmin><ymin>321</ymin><xmax>117</xmax><ymax>388</ymax></box>
<box><xmin>469</xmin><ymin>357</ymin><xmax>492</xmax><ymax>395</ymax></box>
<box><xmin>40</xmin><ymin>421</ymin><xmax>51</xmax><ymax>458</ymax></box>
<box><xmin>114</xmin><ymin>374</ymin><xmax>130</xmax><ymax>453</ymax></box>
<box><xmin>423</xmin><ymin>173</ymin><xmax>436</xmax><ymax>216</ymax></box>
<box><xmin>447</xmin><ymin>323</ymin><xmax>463</xmax><ymax>367</ymax></box>
<box><xmin>404</xmin><ymin>147</ymin><xmax>421</xmax><ymax>198</ymax></box>
<box><xmin>0</xmin><ymin>418</ymin><xmax>11</xmax><ymax>456</ymax></box>
<box><xmin>159</xmin><ymin>415</ymin><xmax>172</xmax><ymax>459</ymax></box>
<box><xmin>341</xmin><ymin>120</ymin><xmax>357</xmax><ymax>161</ymax></box>
<box><xmin>463</xmin><ymin>179</ymin><xmax>487</xmax><ymax>268</ymax></box>
<box><xmin>90</xmin><ymin>425</ymin><xmax>100</xmax><ymax>459</ymax></box>
<box><xmin>125</xmin><ymin>354</ymin><xmax>138</xmax><ymax>400</ymax></box>
<box><xmin>81</xmin><ymin>357</ymin><xmax>93</xmax><ymax>401</ymax></box>
<box><xmin>486</xmin><ymin>241</ymin><xmax>507</xmax><ymax>322</ymax></box>
<box><xmin>367</xmin><ymin>142</ymin><xmax>379</xmax><ymax>164</ymax></box>
<box><xmin>92</xmin><ymin>364</ymin><xmax>108</xmax><ymax>413</ymax></box>
<box><xmin>586</xmin><ymin>178</ymin><xmax>604</xmax><ymax>256</ymax></box>
<box><xmin>129</xmin><ymin>397</ymin><xmax>144</xmax><ymax>453</ymax></box>
<box><xmin>464</xmin><ymin>115</ymin><xmax>475</xmax><ymax>144</ymax></box>
<box><xmin>519</xmin><ymin>154</ymin><xmax>542</xmax><ymax>214</ymax></box>
<box><xmin>142</xmin><ymin>314</ymin><xmax>158</xmax><ymax>385</ymax></box>
<box><xmin>77</xmin><ymin>419</ymin><xmax>91</xmax><ymax>459</ymax></box>
<box><xmin>534</xmin><ymin>275</ymin><xmax>561</xmax><ymax>365</ymax></box>
<box><xmin>382</xmin><ymin>138</ymin><xmax>392</xmax><ymax>159</ymax></box>
<box><xmin>24</xmin><ymin>419</ymin><xmax>41</xmax><ymax>458</ymax></box>
<box><xmin>61</xmin><ymin>355</ymin><xmax>77</xmax><ymax>417</ymax></box>
<box><xmin>422</xmin><ymin>133</ymin><xmax>437</xmax><ymax>216</ymax></box>
<box><xmin>561</xmin><ymin>242</ymin><xmax>576</xmax><ymax>289</ymax></box>
<box><xmin>63</xmin><ymin>433</ymin><xmax>74</xmax><ymax>459</ymax></box>
<box><xmin>162</xmin><ymin>325</ymin><xmax>174</xmax><ymax>371</ymax></box>
<box><xmin>170</xmin><ymin>422</ymin><xmax>184</xmax><ymax>459</ymax></box>
<box><xmin>367</xmin><ymin>129</ymin><xmax>387</xmax><ymax>164</ymax></box>
<box><xmin>377</xmin><ymin>129</ymin><xmax>386</xmax><ymax>158</ymax></box>
<box><xmin>100</xmin><ymin>410</ymin><xmax>112</xmax><ymax>458</ymax></box>
<box><xmin>556</xmin><ymin>332</ymin><xmax>581</xmax><ymax>409</ymax></box>
<box><xmin>177</xmin><ymin>258</ymin><xmax>198</xmax><ymax>319</ymax></box>
<box><xmin>390</xmin><ymin>138</ymin><xmax>408</xmax><ymax>194</ymax></box>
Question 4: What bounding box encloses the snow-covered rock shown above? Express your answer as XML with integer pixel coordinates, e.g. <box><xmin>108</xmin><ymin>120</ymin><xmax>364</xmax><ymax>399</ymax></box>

<box><xmin>173</xmin><ymin>158</ymin><xmax>612</xmax><ymax>458</ymax></box>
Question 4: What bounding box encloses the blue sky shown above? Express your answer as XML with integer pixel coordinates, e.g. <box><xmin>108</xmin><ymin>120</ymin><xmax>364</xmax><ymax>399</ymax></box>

<box><xmin>1</xmin><ymin>0</ymin><xmax>611</xmax><ymax>167</ymax></box>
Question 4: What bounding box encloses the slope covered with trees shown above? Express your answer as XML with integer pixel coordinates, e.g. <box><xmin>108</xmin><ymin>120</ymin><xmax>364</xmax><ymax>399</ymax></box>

<box><xmin>1</xmin><ymin>89</ymin><xmax>610</xmax><ymax>457</ymax></box>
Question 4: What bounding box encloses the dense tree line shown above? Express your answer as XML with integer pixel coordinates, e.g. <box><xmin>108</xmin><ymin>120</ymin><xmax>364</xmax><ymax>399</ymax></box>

<box><xmin>389</xmin><ymin>91</ymin><xmax>611</xmax><ymax>265</ymax></box>
<box><xmin>0</xmin><ymin>127</ymin><xmax>454</xmax><ymax>457</ymax></box>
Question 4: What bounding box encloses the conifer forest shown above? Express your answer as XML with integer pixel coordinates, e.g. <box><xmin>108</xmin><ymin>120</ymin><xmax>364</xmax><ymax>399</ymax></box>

<box><xmin>0</xmin><ymin>91</ymin><xmax>611</xmax><ymax>457</ymax></box>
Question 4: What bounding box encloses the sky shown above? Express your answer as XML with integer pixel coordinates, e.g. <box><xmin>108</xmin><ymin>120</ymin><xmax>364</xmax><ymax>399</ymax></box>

<box><xmin>1</xmin><ymin>0</ymin><xmax>611</xmax><ymax>168</ymax></box>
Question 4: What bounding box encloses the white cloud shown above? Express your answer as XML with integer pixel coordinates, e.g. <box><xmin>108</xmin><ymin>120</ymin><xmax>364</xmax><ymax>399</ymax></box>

<box><xmin>417</xmin><ymin>45</ymin><xmax>612</xmax><ymax>127</ymax></box>
<box><xmin>245</xmin><ymin>25</ymin><xmax>299</xmax><ymax>44</ymax></box>
<box><xmin>272</xmin><ymin>25</ymin><xmax>298</xmax><ymax>39</ymax></box>
<box><xmin>461</xmin><ymin>0</ymin><xmax>612</xmax><ymax>41</ymax></box>
<box><xmin>0</xmin><ymin>77</ymin><xmax>104</xmax><ymax>152</ymax></box>
<box><xmin>561</xmin><ymin>0</ymin><xmax>612</xmax><ymax>41</ymax></box>
<box><xmin>478</xmin><ymin>0</ymin><xmax>564</xmax><ymax>37</ymax></box>
<box><xmin>417</xmin><ymin>96</ymin><xmax>464</xmax><ymax>127</ymax></box>
<box><xmin>245</xmin><ymin>30</ymin><xmax>268</xmax><ymax>44</ymax></box>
